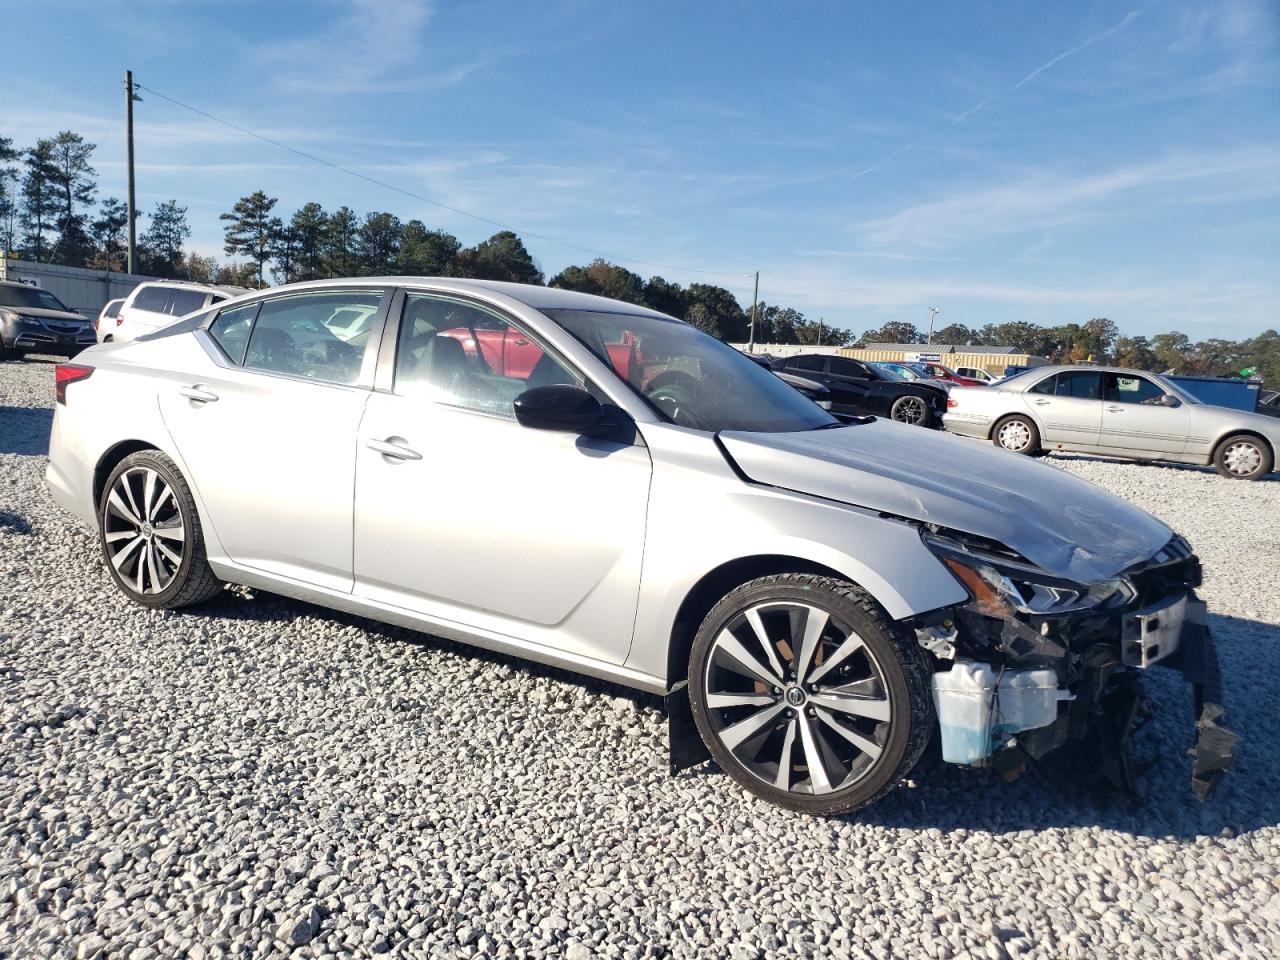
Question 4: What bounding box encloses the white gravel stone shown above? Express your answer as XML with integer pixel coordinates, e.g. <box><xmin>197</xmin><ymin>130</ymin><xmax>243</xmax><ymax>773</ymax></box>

<box><xmin>0</xmin><ymin>355</ymin><xmax>1277</xmax><ymax>958</ymax></box>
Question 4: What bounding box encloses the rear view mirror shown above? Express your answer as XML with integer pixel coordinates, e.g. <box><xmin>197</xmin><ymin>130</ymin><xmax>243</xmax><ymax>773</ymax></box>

<box><xmin>513</xmin><ymin>384</ymin><xmax>605</xmax><ymax>433</ymax></box>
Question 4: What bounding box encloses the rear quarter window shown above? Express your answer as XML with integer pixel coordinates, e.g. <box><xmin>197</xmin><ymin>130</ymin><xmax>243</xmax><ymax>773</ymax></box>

<box><xmin>168</xmin><ymin>289</ymin><xmax>209</xmax><ymax>316</ymax></box>
<box><xmin>130</xmin><ymin>286</ymin><xmax>172</xmax><ymax>314</ymax></box>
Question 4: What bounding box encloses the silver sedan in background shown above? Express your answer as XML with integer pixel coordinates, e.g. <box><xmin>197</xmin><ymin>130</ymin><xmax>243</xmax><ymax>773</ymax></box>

<box><xmin>944</xmin><ymin>364</ymin><xmax>1280</xmax><ymax>480</ymax></box>
<box><xmin>45</xmin><ymin>282</ymin><xmax>1233</xmax><ymax>812</ymax></box>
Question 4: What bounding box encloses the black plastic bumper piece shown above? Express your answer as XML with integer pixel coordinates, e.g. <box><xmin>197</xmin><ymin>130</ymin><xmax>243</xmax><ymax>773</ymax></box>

<box><xmin>666</xmin><ymin>681</ymin><xmax>710</xmax><ymax>774</ymax></box>
<box><xmin>1168</xmin><ymin>598</ymin><xmax>1237</xmax><ymax>801</ymax></box>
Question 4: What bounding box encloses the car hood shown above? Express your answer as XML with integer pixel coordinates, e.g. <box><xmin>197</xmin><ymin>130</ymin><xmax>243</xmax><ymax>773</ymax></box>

<box><xmin>718</xmin><ymin>420</ymin><xmax>1174</xmax><ymax>583</ymax></box>
<box><xmin>7</xmin><ymin>306</ymin><xmax>88</xmax><ymax>323</ymax></box>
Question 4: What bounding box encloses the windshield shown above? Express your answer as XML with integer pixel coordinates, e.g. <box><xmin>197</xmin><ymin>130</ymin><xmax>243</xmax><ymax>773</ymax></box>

<box><xmin>0</xmin><ymin>285</ymin><xmax>71</xmax><ymax>312</ymax></box>
<box><xmin>545</xmin><ymin>309</ymin><xmax>837</xmax><ymax>432</ymax></box>
<box><xmin>870</xmin><ymin>363</ymin><xmax>904</xmax><ymax>381</ymax></box>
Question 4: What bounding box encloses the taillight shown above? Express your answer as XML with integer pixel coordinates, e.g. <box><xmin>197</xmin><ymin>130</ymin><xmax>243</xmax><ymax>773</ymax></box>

<box><xmin>55</xmin><ymin>364</ymin><xmax>94</xmax><ymax>404</ymax></box>
<box><xmin>947</xmin><ymin>398</ymin><xmax>958</xmax><ymax>408</ymax></box>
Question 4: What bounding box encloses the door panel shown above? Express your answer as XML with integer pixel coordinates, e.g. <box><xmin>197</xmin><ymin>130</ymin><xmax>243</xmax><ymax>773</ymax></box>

<box><xmin>1023</xmin><ymin>371</ymin><xmax>1102</xmax><ymax>446</ymax></box>
<box><xmin>159</xmin><ymin>369</ymin><xmax>369</xmax><ymax>591</ymax></box>
<box><xmin>353</xmin><ymin>395</ymin><xmax>652</xmax><ymax>664</ymax></box>
<box><xmin>1099</xmin><ymin>373</ymin><xmax>1189</xmax><ymax>453</ymax></box>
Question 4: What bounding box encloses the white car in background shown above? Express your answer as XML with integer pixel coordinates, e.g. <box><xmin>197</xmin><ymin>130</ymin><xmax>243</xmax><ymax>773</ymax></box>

<box><xmin>103</xmin><ymin>281</ymin><xmax>247</xmax><ymax>344</ymax></box>
<box><xmin>95</xmin><ymin>298</ymin><xmax>125</xmax><ymax>340</ymax></box>
<box><xmin>954</xmin><ymin>366</ymin><xmax>997</xmax><ymax>384</ymax></box>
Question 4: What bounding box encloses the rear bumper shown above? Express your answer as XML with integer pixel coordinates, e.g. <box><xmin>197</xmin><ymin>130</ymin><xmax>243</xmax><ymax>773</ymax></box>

<box><xmin>941</xmin><ymin>412</ymin><xmax>992</xmax><ymax>438</ymax></box>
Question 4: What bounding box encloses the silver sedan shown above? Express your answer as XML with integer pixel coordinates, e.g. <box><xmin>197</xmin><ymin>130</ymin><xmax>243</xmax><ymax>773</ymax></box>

<box><xmin>45</xmin><ymin>281</ymin><xmax>1233</xmax><ymax>812</ymax></box>
<box><xmin>944</xmin><ymin>364</ymin><xmax>1279</xmax><ymax>480</ymax></box>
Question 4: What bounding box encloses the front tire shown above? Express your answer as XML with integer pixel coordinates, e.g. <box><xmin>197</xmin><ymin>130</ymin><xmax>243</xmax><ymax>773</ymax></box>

<box><xmin>688</xmin><ymin>574</ymin><xmax>933</xmax><ymax>815</ymax></box>
<box><xmin>890</xmin><ymin>394</ymin><xmax>931</xmax><ymax>427</ymax></box>
<box><xmin>1213</xmin><ymin>434</ymin><xmax>1273</xmax><ymax>480</ymax></box>
<box><xmin>992</xmin><ymin>414</ymin><xmax>1040</xmax><ymax>455</ymax></box>
<box><xmin>98</xmin><ymin>450</ymin><xmax>223</xmax><ymax>608</ymax></box>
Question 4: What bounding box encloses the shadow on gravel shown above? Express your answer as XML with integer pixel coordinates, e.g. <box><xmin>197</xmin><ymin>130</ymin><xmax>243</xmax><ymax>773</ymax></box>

<box><xmin>185</xmin><ymin>589</ymin><xmax>1279</xmax><ymax>840</ymax></box>
<box><xmin>1048</xmin><ymin>451</ymin><xmax>1280</xmax><ymax>482</ymax></box>
<box><xmin>0</xmin><ymin>405</ymin><xmax>53</xmax><ymax>456</ymax></box>
<box><xmin>0</xmin><ymin>510</ymin><xmax>32</xmax><ymax>534</ymax></box>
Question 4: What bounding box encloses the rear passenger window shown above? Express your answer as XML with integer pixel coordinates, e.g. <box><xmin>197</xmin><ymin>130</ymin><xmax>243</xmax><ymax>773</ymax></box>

<box><xmin>131</xmin><ymin>286</ymin><xmax>171</xmax><ymax>313</ymax></box>
<box><xmin>244</xmin><ymin>291</ymin><xmax>382</xmax><ymax>385</ymax></box>
<box><xmin>790</xmin><ymin>356</ymin><xmax>825</xmax><ymax>372</ymax></box>
<box><xmin>168</xmin><ymin>289</ymin><xmax>208</xmax><ymax>317</ymax></box>
<box><xmin>1056</xmin><ymin>371</ymin><xmax>1101</xmax><ymax>399</ymax></box>
<box><xmin>209</xmin><ymin>302</ymin><xmax>259</xmax><ymax>365</ymax></box>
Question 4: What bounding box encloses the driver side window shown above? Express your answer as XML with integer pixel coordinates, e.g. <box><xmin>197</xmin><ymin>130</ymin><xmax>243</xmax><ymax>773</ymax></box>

<box><xmin>1104</xmin><ymin>372</ymin><xmax>1164</xmax><ymax>405</ymax></box>
<box><xmin>393</xmin><ymin>294</ymin><xmax>579</xmax><ymax>416</ymax></box>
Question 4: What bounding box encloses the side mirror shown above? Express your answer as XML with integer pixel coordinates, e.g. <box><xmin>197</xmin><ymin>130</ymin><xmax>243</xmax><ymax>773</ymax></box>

<box><xmin>513</xmin><ymin>384</ymin><xmax>605</xmax><ymax>433</ymax></box>
<box><xmin>1155</xmin><ymin>394</ymin><xmax>1181</xmax><ymax>408</ymax></box>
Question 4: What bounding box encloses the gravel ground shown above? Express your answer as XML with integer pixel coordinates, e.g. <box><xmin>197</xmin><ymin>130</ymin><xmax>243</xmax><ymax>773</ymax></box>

<box><xmin>2</xmin><ymin>354</ymin><xmax>1278</xmax><ymax>959</ymax></box>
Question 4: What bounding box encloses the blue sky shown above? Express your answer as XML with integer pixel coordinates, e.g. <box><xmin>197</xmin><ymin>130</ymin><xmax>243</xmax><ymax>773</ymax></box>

<box><xmin>5</xmin><ymin>0</ymin><xmax>1278</xmax><ymax>339</ymax></box>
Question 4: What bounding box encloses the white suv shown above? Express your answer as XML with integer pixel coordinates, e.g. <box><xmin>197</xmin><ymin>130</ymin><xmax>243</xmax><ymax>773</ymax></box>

<box><xmin>102</xmin><ymin>281</ymin><xmax>247</xmax><ymax>343</ymax></box>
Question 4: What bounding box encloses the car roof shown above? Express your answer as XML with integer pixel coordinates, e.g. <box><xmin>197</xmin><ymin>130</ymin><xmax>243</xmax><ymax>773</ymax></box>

<box><xmin>134</xmin><ymin>280</ymin><xmax>248</xmax><ymax>296</ymax></box>
<box><xmin>1022</xmin><ymin>364</ymin><xmax>1168</xmax><ymax>377</ymax></box>
<box><xmin>233</xmin><ymin>277</ymin><xmax>675</xmax><ymax>320</ymax></box>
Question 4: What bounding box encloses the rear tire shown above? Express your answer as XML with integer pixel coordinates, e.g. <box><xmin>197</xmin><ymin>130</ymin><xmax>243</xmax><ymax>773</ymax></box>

<box><xmin>98</xmin><ymin>449</ymin><xmax>223</xmax><ymax>608</ymax></box>
<box><xmin>992</xmin><ymin>414</ymin><xmax>1040</xmax><ymax>455</ymax></box>
<box><xmin>1213</xmin><ymin>434</ymin><xmax>1272</xmax><ymax>480</ymax></box>
<box><xmin>688</xmin><ymin>574</ymin><xmax>933</xmax><ymax>815</ymax></box>
<box><xmin>890</xmin><ymin>394</ymin><xmax>931</xmax><ymax>427</ymax></box>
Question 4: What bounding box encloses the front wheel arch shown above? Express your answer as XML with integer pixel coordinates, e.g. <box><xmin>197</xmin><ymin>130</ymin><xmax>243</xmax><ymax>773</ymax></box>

<box><xmin>666</xmin><ymin>555</ymin><xmax>861</xmax><ymax>689</ymax></box>
<box><xmin>1212</xmin><ymin>431</ymin><xmax>1274</xmax><ymax>480</ymax></box>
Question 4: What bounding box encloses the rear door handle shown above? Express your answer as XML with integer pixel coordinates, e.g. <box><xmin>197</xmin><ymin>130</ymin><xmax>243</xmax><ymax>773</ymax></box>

<box><xmin>367</xmin><ymin>437</ymin><xmax>422</xmax><ymax>462</ymax></box>
<box><xmin>1106</xmin><ymin>405</ymin><xmax>1123</xmax><ymax>412</ymax></box>
<box><xmin>1033</xmin><ymin>399</ymin><xmax>1049</xmax><ymax>405</ymax></box>
<box><xmin>179</xmin><ymin>384</ymin><xmax>219</xmax><ymax>403</ymax></box>
<box><xmin>513</xmin><ymin>338</ymin><xmax>530</xmax><ymax>347</ymax></box>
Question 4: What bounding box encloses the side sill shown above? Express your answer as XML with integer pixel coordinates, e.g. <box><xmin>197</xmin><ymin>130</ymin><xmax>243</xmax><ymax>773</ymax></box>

<box><xmin>207</xmin><ymin>560</ymin><xmax>670</xmax><ymax>696</ymax></box>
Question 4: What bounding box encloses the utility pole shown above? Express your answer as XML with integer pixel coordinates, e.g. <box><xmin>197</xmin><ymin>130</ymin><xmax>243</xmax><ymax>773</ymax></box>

<box><xmin>747</xmin><ymin>271</ymin><xmax>759</xmax><ymax>352</ymax></box>
<box><xmin>125</xmin><ymin>70</ymin><xmax>139</xmax><ymax>275</ymax></box>
<box><xmin>927</xmin><ymin>306</ymin><xmax>940</xmax><ymax>346</ymax></box>
<box><xmin>818</xmin><ymin>316</ymin><xmax>824</xmax><ymax>346</ymax></box>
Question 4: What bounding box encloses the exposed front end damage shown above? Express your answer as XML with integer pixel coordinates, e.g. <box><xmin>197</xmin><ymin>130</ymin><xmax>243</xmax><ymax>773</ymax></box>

<box><xmin>913</xmin><ymin>529</ymin><xmax>1237</xmax><ymax>800</ymax></box>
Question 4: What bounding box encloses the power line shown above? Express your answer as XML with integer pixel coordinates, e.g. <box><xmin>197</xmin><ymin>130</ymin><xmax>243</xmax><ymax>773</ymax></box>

<box><xmin>134</xmin><ymin>82</ymin><xmax>752</xmax><ymax>282</ymax></box>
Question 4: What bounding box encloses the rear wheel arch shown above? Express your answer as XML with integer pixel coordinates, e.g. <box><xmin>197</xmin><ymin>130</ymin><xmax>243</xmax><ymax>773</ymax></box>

<box><xmin>666</xmin><ymin>555</ymin><xmax>866</xmax><ymax>688</ymax></box>
<box><xmin>94</xmin><ymin>441</ymin><xmax>162</xmax><ymax>509</ymax></box>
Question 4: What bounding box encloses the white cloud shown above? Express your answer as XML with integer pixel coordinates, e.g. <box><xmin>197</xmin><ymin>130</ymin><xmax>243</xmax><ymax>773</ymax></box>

<box><xmin>855</xmin><ymin>146</ymin><xmax>1280</xmax><ymax>247</ymax></box>
<box><xmin>255</xmin><ymin>0</ymin><xmax>485</xmax><ymax>95</ymax></box>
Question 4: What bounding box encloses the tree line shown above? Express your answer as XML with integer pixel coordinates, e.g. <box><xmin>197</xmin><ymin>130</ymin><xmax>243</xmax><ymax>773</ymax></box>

<box><xmin>2</xmin><ymin>127</ymin><xmax>1274</xmax><ymax>381</ymax></box>
<box><xmin>858</xmin><ymin>317</ymin><xmax>1279</xmax><ymax>385</ymax></box>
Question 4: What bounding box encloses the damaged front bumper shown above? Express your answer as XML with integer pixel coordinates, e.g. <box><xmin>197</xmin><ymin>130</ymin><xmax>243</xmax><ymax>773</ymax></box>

<box><xmin>926</xmin><ymin>592</ymin><xmax>1237</xmax><ymax>801</ymax></box>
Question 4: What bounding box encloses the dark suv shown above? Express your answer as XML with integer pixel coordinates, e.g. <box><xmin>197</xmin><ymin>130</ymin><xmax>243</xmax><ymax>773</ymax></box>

<box><xmin>0</xmin><ymin>281</ymin><xmax>97</xmax><ymax>359</ymax></box>
<box><xmin>771</xmin><ymin>353</ymin><xmax>948</xmax><ymax>427</ymax></box>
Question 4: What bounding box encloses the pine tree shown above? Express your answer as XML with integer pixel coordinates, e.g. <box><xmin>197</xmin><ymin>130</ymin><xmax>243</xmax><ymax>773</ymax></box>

<box><xmin>219</xmin><ymin>191</ymin><xmax>279</xmax><ymax>286</ymax></box>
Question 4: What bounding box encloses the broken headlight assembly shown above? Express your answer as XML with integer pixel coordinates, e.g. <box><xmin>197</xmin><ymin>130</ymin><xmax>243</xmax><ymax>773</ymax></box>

<box><xmin>922</xmin><ymin>532</ymin><xmax>1135</xmax><ymax>621</ymax></box>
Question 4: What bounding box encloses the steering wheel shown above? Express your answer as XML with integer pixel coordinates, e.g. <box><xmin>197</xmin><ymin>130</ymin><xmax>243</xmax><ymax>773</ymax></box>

<box><xmin>644</xmin><ymin>371</ymin><xmax>702</xmax><ymax>427</ymax></box>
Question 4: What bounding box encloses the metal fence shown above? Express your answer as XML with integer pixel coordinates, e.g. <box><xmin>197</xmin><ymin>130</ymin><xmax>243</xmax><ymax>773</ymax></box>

<box><xmin>0</xmin><ymin>258</ymin><xmax>158</xmax><ymax>318</ymax></box>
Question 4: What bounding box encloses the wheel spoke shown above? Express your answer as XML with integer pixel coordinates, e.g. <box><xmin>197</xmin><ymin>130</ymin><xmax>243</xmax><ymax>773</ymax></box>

<box><xmin>797</xmin><ymin>713</ymin><xmax>834</xmax><ymax>793</ymax></box>
<box><xmin>816</xmin><ymin>707</ymin><xmax>884</xmax><ymax>760</ymax></box>
<box><xmin>714</xmin><ymin>631</ymin><xmax>783</xmax><ymax>688</ymax></box>
<box><xmin>806</xmin><ymin>630</ymin><xmax>865</xmax><ymax>686</ymax></box>
<box><xmin>744</xmin><ymin>607</ymin><xmax>786</xmax><ymax>679</ymax></box>
<box><xmin>774</xmin><ymin>718</ymin><xmax>798</xmax><ymax>790</ymax></box>
<box><xmin>104</xmin><ymin>529</ymin><xmax>136</xmax><ymax>544</ymax></box>
<box><xmin>706</xmin><ymin>692</ymin><xmax>777</xmax><ymax>709</ymax></box>
<box><xmin>142</xmin><ymin>471</ymin><xmax>159</xmax><ymax>521</ymax></box>
<box><xmin>793</xmin><ymin>605</ymin><xmax>829</xmax><ymax>684</ymax></box>
<box><xmin>154</xmin><ymin>538</ymin><xmax>182</xmax><ymax>568</ymax></box>
<box><xmin>719</xmin><ymin>701</ymin><xmax>788</xmax><ymax>751</ymax></box>
<box><xmin>135</xmin><ymin>542</ymin><xmax>148</xmax><ymax>593</ymax></box>
<box><xmin>110</xmin><ymin>535</ymin><xmax>144</xmax><ymax>571</ymax></box>
<box><xmin>152</xmin><ymin>521</ymin><xmax>185</xmax><ymax>543</ymax></box>
<box><xmin>810</xmin><ymin>691</ymin><xmax>891</xmax><ymax>723</ymax></box>
<box><xmin>107</xmin><ymin>489</ymin><xmax>141</xmax><ymax>526</ymax></box>
<box><xmin>120</xmin><ymin>474</ymin><xmax>145</xmax><ymax>524</ymax></box>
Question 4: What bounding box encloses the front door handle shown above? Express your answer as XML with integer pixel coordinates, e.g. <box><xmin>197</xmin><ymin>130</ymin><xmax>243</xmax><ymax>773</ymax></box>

<box><xmin>179</xmin><ymin>384</ymin><xmax>219</xmax><ymax>403</ymax></box>
<box><xmin>367</xmin><ymin>437</ymin><xmax>422</xmax><ymax>462</ymax></box>
<box><xmin>1106</xmin><ymin>405</ymin><xmax>1123</xmax><ymax>412</ymax></box>
<box><xmin>513</xmin><ymin>338</ymin><xmax>530</xmax><ymax>347</ymax></box>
